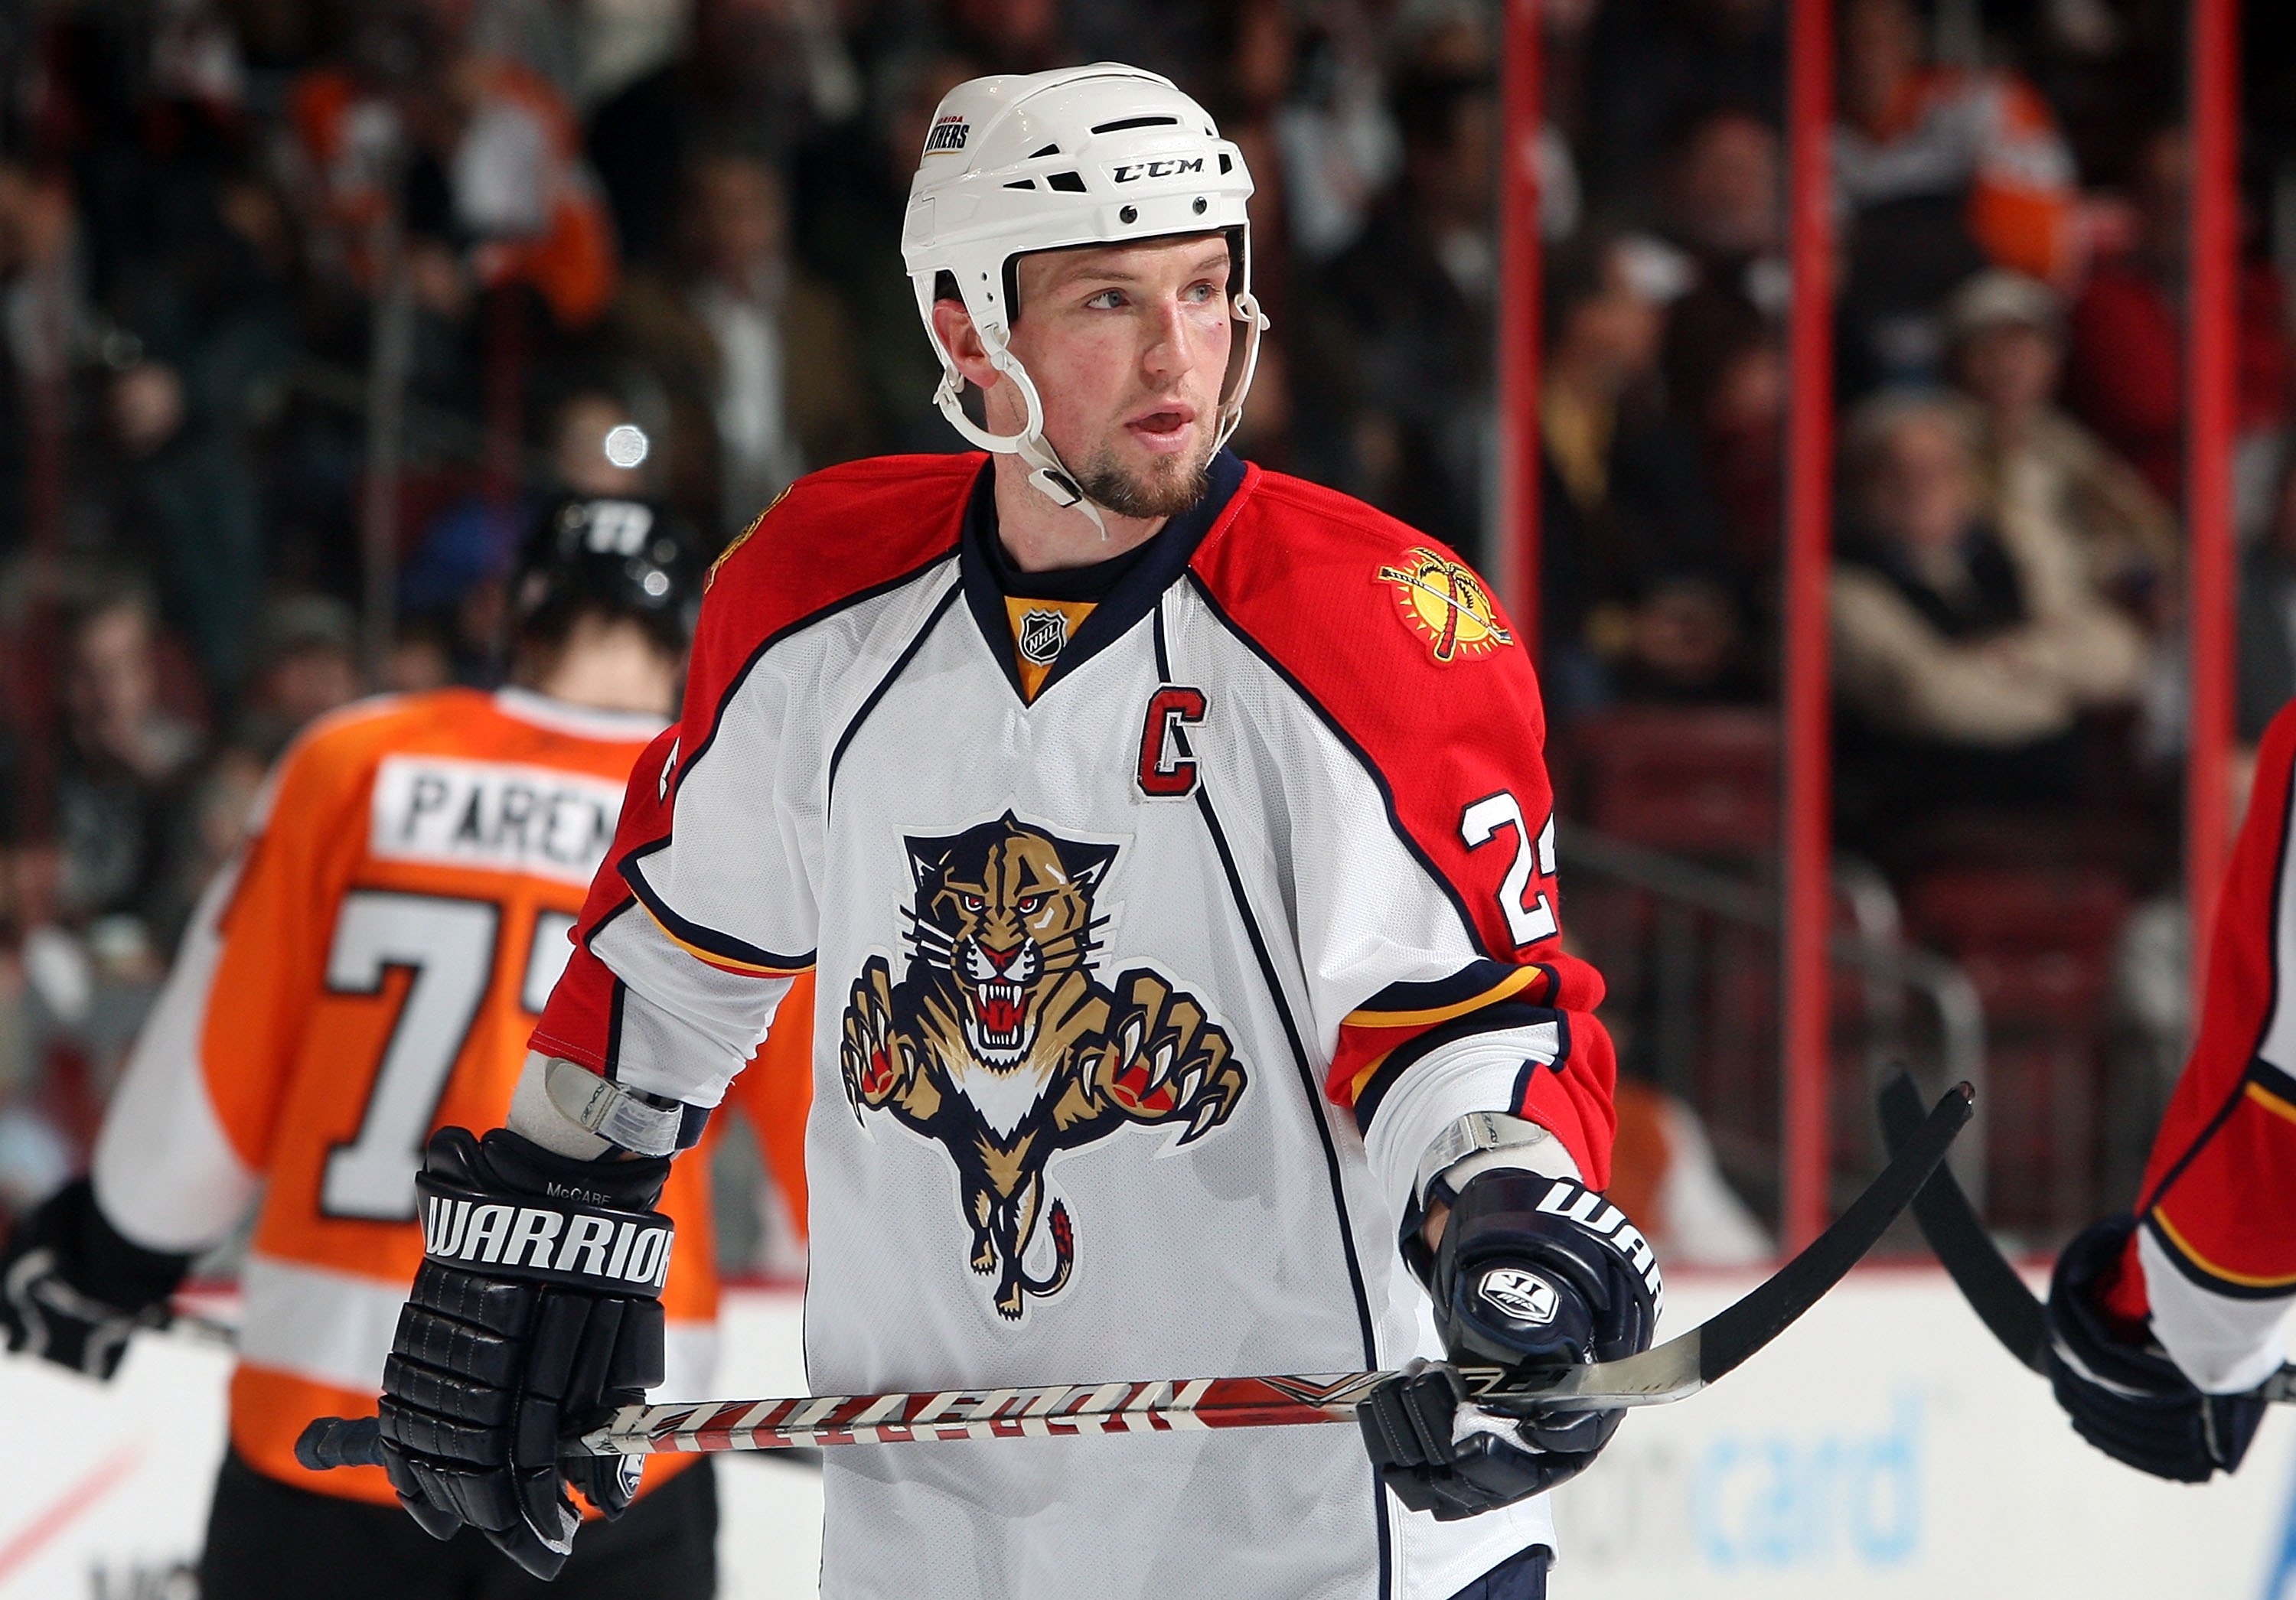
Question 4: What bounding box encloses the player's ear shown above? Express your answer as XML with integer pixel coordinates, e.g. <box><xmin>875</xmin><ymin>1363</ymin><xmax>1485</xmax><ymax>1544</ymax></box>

<box><xmin>930</xmin><ymin>296</ymin><xmax>1000</xmax><ymax>393</ymax></box>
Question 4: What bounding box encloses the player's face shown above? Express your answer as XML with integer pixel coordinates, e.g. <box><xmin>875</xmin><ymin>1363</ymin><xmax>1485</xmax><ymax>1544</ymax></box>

<box><xmin>1005</xmin><ymin>234</ymin><xmax>1234</xmax><ymax>520</ymax></box>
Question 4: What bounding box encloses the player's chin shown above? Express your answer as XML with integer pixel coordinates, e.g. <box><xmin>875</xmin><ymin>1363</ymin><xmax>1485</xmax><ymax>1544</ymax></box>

<box><xmin>1076</xmin><ymin>432</ymin><xmax>1216</xmax><ymax>520</ymax></box>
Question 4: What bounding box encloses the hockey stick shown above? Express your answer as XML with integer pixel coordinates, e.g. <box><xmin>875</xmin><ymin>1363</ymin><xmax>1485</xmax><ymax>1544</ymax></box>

<box><xmin>1875</xmin><ymin>1071</ymin><xmax>2296</xmax><ymax>1405</ymax></box>
<box><xmin>295</xmin><ymin>1081</ymin><xmax>1973</xmax><ymax>1471</ymax></box>
<box><xmin>155</xmin><ymin>1308</ymin><xmax>240</xmax><ymax>1351</ymax></box>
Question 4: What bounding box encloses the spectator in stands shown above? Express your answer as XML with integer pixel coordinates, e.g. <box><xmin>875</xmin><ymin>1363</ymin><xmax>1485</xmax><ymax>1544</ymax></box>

<box><xmin>1835</xmin><ymin>0</ymin><xmax>2079</xmax><ymax>393</ymax></box>
<box><xmin>47</xmin><ymin>587</ymin><xmax>203</xmax><ymax>962</ymax></box>
<box><xmin>2066</xmin><ymin>124</ymin><xmax>2291</xmax><ymax>506</ymax></box>
<box><xmin>1645</xmin><ymin>106</ymin><xmax>1786</xmax><ymax>319</ymax></box>
<box><xmin>791</xmin><ymin>51</ymin><xmax>980</xmax><ymax>454</ymax></box>
<box><xmin>1580</xmin><ymin>0</ymin><xmax>1784</xmax><ymax>220</ymax></box>
<box><xmin>1310</xmin><ymin>58</ymin><xmax>1500</xmax><ymax>561</ymax></box>
<box><xmin>1534</xmin><ymin>234</ymin><xmax>1735</xmax><ymax>712</ymax></box>
<box><xmin>586</xmin><ymin>0</ymin><xmax>838</xmax><ymax>269</ymax></box>
<box><xmin>1833</xmin><ymin>393</ymin><xmax>2147</xmax><ymax>847</ymax></box>
<box><xmin>1273</xmin><ymin>4</ymin><xmax>1402</xmax><ymax>265</ymax></box>
<box><xmin>1667</xmin><ymin>309</ymin><xmax>1785</xmax><ymax>586</ymax></box>
<box><xmin>1648</xmin><ymin>106</ymin><xmax>1789</xmax><ymax>587</ymax></box>
<box><xmin>285</xmin><ymin>2</ymin><xmax>617</xmax><ymax>334</ymax></box>
<box><xmin>1945</xmin><ymin>270</ymin><xmax>2178</xmax><ymax>627</ymax></box>
<box><xmin>235</xmin><ymin>595</ymin><xmax>364</xmax><ymax>759</ymax></box>
<box><xmin>614</xmin><ymin>148</ymin><xmax>872</xmax><ymax>543</ymax></box>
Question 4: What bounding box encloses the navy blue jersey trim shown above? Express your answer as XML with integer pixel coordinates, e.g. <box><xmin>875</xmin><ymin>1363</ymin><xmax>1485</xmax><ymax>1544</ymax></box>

<box><xmin>618</xmin><ymin>837</ymin><xmax>817</xmax><ymax>973</ymax></box>
<box><xmin>680</xmin><ymin>546</ymin><xmax>961</xmax><ymax>787</ymax></box>
<box><xmin>1349</xmin><ymin>999</ymin><xmax>1566</xmax><ymax>1135</ymax></box>
<box><xmin>604</xmin><ymin>971</ymin><xmax>628</xmax><ymax>1084</ymax></box>
<box><xmin>2255</xmin><ymin>1058</ymin><xmax>2296</xmax><ymax>1106</ymax></box>
<box><xmin>960</xmin><ymin>451</ymin><xmax>1246</xmax><ymax>707</ymax></box>
<box><xmin>1190</xmin><ymin>777</ymin><xmax>1381</xmax><ymax>1370</ymax></box>
<box><xmin>1351</xmin><ymin>960</ymin><xmax>1552</xmax><ymax>1022</ymax></box>
<box><xmin>1510</xmin><ymin>1016</ymin><xmax>1572</xmax><ymax>1116</ymax></box>
<box><xmin>1182</xmin><ymin>572</ymin><xmax>1490</xmax><ymax>957</ymax></box>
<box><xmin>827</xmin><ymin>578</ymin><xmax>966</xmax><ymax>810</ymax></box>
<box><xmin>2140</xmin><ymin>1210</ymin><xmax>2296</xmax><ymax>1301</ymax></box>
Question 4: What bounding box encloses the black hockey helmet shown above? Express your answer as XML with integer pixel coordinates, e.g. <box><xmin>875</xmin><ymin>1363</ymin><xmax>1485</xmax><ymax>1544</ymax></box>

<box><xmin>511</xmin><ymin>496</ymin><xmax>703</xmax><ymax>656</ymax></box>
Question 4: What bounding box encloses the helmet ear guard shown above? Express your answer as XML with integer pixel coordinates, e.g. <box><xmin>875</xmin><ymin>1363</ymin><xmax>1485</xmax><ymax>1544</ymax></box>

<box><xmin>903</xmin><ymin>64</ymin><xmax>1270</xmax><ymax>530</ymax></box>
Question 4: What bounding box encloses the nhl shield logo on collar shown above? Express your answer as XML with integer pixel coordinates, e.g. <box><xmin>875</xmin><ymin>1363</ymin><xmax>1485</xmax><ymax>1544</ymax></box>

<box><xmin>1377</xmin><ymin>548</ymin><xmax>1514</xmax><ymax>663</ymax></box>
<box><xmin>1016</xmin><ymin>608</ymin><xmax>1069</xmax><ymax>666</ymax></box>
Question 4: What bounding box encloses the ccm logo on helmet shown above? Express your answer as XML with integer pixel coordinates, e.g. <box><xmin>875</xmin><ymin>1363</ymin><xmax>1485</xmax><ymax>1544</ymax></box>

<box><xmin>1110</xmin><ymin>158</ymin><xmax>1205</xmax><ymax>182</ymax></box>
<box><xmin>1534</xmin><ymin>1180</ymin><xmax>1666</xmax><ymax>1308</ymax></box>
<box><xmin>422</xmin><ymin>1196</ymin><xmax>673</xmax><ymax>1290</ymax></box>
<box><xmin>924</xmin><ymin>116</ymin><xmax>970</xmax><ymax>155</ymax></box>
<box><xmin>1478</xmin><ymin>1266</ymin><xmax>1559</xmax><ymax>1325</ymax></box>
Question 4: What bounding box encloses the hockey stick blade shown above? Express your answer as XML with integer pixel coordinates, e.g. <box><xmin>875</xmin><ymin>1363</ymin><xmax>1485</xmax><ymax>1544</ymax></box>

<box><xmin>1877</xmin><ymin>1070</ymin><xmax>2296</xmax><ymax>1404</ymax></box>
<box><xmin>1877</xmin><ymin>1070</ymin><xmax>2047</xmax><ymax>1372</ymax></box>
<box><xmin>295</xmin><ymin>1084</ymin><xmax>1972</xmax><ymax>1467</ymax></box>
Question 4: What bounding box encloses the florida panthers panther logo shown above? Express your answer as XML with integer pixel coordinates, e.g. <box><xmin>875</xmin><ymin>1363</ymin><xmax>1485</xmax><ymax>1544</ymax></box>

<box><xmin>840</xmin><ymin>813</ymin><xmax>1247</xmax><ymax>1320</ymax></box>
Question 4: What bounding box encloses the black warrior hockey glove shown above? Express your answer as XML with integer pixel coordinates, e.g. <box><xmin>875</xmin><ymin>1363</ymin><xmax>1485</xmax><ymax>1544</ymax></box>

<box><xmin>2044</xmin><ymin>1214</ymin><xmax>2266</xmax><ymax>1484</ymax></box>
<box><xmin>0</xmin><ymin>1178</ymin><xmax>191</xmax><ymax>1380</ymax></box>
<box><xmin>377</xmin><ymin>1127</ymin><xmax>673</xmax><ymax>1580</ymax></box>
<box><xmin>1362</xmin><ymin>1171</ymin><xmax>1661</xmax><ymax>1520</ymax></box>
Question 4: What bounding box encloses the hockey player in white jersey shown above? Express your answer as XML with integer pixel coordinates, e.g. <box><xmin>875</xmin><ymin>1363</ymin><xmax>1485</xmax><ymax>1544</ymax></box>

<box><xmin>367</xmin><ymin>65</ymin><xmax>1660</xmax><ymax>1599</ymax></box>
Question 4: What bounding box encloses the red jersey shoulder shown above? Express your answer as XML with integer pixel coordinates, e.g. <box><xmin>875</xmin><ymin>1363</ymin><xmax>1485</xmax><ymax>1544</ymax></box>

<box><xmin>1195</xmin><ymin>468</ymin><xmax>1531</xmax><ymax>690</ymax></box>
<box><xmin>1192</xmin><ymin>468</ymin><xmax>1551</xmax><ymax>962</ymax></box>
<box><xmin>700</xmin><ymin>453</ymin><xmax>980</xmax><ymax>648</ymax></box>
<box><xmin>1199</xmin><ymin>470</ymin><xmax>1521</xmax><ymax>672</ymax></box>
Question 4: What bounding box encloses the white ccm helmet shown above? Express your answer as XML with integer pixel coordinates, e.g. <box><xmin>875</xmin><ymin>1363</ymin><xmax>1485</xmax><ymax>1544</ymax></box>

<box><xmin>902</xmin><ymin>64</ymin><xmax>1269</xmax><ymax>526</ymax></box>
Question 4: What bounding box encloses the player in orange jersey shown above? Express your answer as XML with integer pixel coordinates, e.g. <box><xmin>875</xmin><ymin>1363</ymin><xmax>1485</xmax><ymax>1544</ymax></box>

<box><xmin>0</xmin><ymin>494</ymin><xmax>811</xmax><ymax>1598</ymax></box>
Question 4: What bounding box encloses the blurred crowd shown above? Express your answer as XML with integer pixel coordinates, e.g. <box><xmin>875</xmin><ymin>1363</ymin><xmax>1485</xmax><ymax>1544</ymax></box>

<box><xmin>2</xmin><ymin>0</ymin><xmax>2294</xmax><ymax>1237</ymax></box>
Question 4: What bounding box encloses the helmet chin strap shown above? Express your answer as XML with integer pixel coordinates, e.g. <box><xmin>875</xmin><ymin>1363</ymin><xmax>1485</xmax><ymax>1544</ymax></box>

<box><xmin>1215</xmin><ymin>290</ymin><xmax>1269</xmax><ymax>454</ymax></box>
<box><xmin>932</xmin><ymin>290</ymin><xmax>1270</xmax><ymax>539</ymax></box>
<box><xmin>932</xmin><ymin>338</ymin><xmax>1111</xmax><ymax>538</ymax></box>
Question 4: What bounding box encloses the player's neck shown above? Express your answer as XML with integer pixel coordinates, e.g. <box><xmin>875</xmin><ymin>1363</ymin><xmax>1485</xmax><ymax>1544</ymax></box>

<box><xmin>522</xmin><ymin>618</ymin><xmax>677</xmax><ymax>716</ymax></box>
<box><xmin>989</xmin><ymin>455</ymin><xmax>1166</xmax><ymax>574</ymax></box>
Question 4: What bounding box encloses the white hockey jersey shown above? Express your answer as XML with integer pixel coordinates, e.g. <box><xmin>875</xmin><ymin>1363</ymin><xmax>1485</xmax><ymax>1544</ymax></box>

<box><xmin>534</xmin><ymin>450</ymin><xmax>1623</xmax><ymax>1599</ymax></box>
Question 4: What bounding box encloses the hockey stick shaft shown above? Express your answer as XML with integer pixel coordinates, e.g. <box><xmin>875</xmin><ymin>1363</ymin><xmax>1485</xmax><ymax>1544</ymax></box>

<box><xmin>1875</xmin><ymin>1072</ymin><xmax>2296</xmax><ymax>1405</ymax></box>
<box><xmin>298</xmin><ymin>1082</ymin><xmax>1974</xmax><ymax>1470</ymax></box>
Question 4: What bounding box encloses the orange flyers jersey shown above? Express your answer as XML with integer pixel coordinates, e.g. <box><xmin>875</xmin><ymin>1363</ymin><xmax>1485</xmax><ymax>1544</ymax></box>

<box><xmin>91</xmin><ymin>687</ymin><xmax>813</xmax><ymax>1504</ymax></box>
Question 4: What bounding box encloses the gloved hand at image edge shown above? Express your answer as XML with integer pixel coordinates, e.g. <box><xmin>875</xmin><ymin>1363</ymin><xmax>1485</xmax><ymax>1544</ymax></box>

<box><xmin>1363</xmin><ymin>1169</ymin><xmax>1662</xmax><ymax>1520</ymax></box>
<box><xmin>2045</xmin><ymin>1214</ymin><xmax>2265</xmax><ymax>1484</ymax></box>
<box><xmin>0</xmin><ymin>1176</ymin><xmax>191</xmax><ymax>1380</ymax></box>
<box><xmin>376</xmin><ymin>1126</ymin><xmax>675</xmax><ymax>1579</ymax></box>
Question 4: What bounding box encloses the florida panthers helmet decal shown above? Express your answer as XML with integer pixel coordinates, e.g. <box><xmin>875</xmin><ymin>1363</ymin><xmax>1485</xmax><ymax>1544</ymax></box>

<box><xmin>1377</xmin><ymin>548</ymin><xmax>1514</xmax><ymax>663</ymax></box>
<box><xmin>839</xmin><ymin>812</ymin><xmax>1248</xmax><ymax>1320</ymax></box>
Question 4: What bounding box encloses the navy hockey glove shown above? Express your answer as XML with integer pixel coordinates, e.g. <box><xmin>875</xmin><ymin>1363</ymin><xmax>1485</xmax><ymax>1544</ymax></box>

<box><xmin>1362</xmin><ymin>1171</ymin><xmax>1661</xmax><ymax>1519</ymax></box>
<box><xmin>0</xmin><ymin>1178</ymin><xmax>191</xmax><ymax>1380</ymax></box>
<box><xmin>377</xmin><ymin>1127</ymin><xmax>673</xmax><ymax>1580</ymax></box>
<box><xmin>2045</xmin><ymin>1215</ymin><xmax>2266</xmax><ymax>1484</ymax></box>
